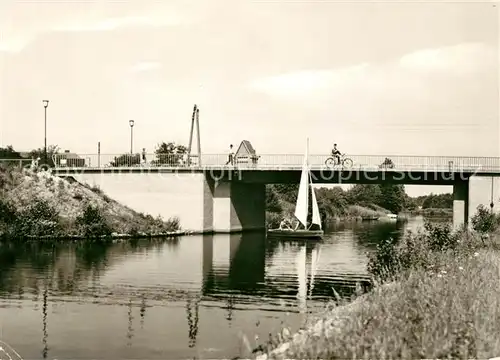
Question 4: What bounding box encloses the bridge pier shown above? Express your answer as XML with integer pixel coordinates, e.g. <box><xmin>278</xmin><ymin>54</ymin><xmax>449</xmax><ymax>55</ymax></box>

<box><xmin>453</xmin><ymin>179</ymin><xmax>469</xmax><ymax>229</ymax></box>
<box><xmin>209</xmin><ymin>179</ymin><xmax>266</xmax><ymax>233</ymax></box>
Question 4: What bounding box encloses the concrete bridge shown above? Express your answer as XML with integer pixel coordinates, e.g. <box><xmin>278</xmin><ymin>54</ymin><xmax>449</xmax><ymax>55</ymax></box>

<box><xmin>52</xmin><ymin>153</ymin><xmax>500</xmax><ymax>233</ymax></box>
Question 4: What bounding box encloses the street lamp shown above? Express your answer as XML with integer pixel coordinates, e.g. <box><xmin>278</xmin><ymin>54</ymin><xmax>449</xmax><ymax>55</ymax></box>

<box><xmin>129</xmin><ymin>119</ymin><xmax>135</xmax><ymax>154</ymax></box>
<box><xmin>42</xmin><ymin>100</ymin><xmax>49</xmax><ymax>164</ymax></box>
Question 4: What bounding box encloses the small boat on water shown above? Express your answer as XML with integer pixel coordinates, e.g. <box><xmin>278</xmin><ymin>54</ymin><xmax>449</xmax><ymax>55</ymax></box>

<box><xmin>267</xmin><ymin>228</ymin><xmax>324</xmax><ymax>239</ymax></box>
<box><xmin>387</xmin><ymin>213</ymin><xmax>398</xmax><ymax>220</ymax></box>
<box><xmin>267</xmin><ymin>139</ymin><xmax>324</xmax><ymax>240</ymax></box>
<box><xmin>361</xmin><ymin>215</ymin><xmax>380</xmax><ymax>221</ymax></box>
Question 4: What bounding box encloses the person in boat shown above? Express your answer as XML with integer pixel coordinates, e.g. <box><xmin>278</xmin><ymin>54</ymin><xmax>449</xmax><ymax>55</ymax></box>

<box><xmin>279</xmin><ymin>218</ymin><xmax>291</xmax><ymax>230</ymax></box>
<box><xmin>331</xmin><ymin>143</ymin><xmax>341</xmax><ymax>165</ymax></box>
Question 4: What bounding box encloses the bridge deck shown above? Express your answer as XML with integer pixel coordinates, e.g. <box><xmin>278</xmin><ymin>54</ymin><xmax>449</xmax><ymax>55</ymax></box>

<box><xmin>48</xmin><ymin>153</ymin><xmax>500</xmax><ymax>173</ymax></box>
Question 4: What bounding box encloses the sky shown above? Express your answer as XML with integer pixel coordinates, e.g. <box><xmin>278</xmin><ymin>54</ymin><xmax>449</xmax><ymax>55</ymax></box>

<box><xmin>0</xmin><ymin>0</ymin><xmax>499</xmax><ymax>196</ymax></box>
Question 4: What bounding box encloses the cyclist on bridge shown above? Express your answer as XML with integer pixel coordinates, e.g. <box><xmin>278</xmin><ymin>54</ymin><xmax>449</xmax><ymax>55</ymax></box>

<box><xmin>331</xmin><ymin>143</ymin><xmax>341</xmax><ymax>165</ymax></box>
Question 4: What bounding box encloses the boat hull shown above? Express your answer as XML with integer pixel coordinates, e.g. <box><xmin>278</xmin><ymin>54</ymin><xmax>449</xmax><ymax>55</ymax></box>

<box><xmin>361</xmin><ymin>216</ymin><xmax>380</xmax><ymax>221</ymax></box>
<box><xmin>267</xmin><ymin>229</ymin><xmax>324</xmax><ymax>239</ymax></box>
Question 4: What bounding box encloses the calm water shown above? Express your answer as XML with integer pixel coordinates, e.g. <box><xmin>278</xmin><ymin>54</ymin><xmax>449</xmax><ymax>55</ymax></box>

<box><xmin>0</xmin><ymin>216</ymin><xmax>447</xmax><ymax>359</ymax></box>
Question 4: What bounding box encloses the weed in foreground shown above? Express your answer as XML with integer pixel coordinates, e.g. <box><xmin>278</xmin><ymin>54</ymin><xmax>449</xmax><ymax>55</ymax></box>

<box><xmin>282</xmin><ymin>250</ymin><xmax>500</xmax><ymax>360</ymax></box>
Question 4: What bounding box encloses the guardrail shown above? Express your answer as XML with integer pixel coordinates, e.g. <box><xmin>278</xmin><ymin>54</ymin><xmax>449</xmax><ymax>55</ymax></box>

<box><xmin>0</xmin><ymin>158</ymin><xmax>35</xmax><ymax>168</ymax></box>
<box><xmin>47</xmin><ymin>153</ymin><xmax>500</xmax><ymax>172</ymax></box>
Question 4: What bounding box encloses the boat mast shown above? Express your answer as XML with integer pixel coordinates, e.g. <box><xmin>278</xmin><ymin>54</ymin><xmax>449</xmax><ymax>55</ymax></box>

<box><xmin>294</xmin><ymin>138</ymin><xmax>310</xmax><ymax>229</ymax></box>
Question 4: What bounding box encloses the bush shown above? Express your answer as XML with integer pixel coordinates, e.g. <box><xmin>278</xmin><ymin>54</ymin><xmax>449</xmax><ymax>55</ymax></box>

<box><xmin>367</xmin><ymin>221</ymin><xmax>472</xmax><ymax>282</ymax></box>
<box><xmin>471</xmin><ymin>204</ymin><xmax>498</xmax><ymax>234</ymax></box>
<box><xmin>75</xmin><ymin>204</ymin><xmax>112</xmax><ymax>239</ymax></box>
<box><xmin>13</xmin><ymin>199</ymin><xmax>62</xmax><ymax>238</ymax></box>
<box><xmin>164</xmin><ymin>216</ymin><xmax>180</xmax><ymax>232</ymax></box>
<box><xmin>0</xmin><ymin>199</ymin><xmax>17</xmax><ymax>223</ymax></box>
<box><xmin>109</xmin><ymin>153</ymin><xmax>141</xmax><ymax>167</ymax></box>
<box><xmin>266</xmin><ymin>186</ymin><xmax>283</xmax><ymax>213</ymax></box>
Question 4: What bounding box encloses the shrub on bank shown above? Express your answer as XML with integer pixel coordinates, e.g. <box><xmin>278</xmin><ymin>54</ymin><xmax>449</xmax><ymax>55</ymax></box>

<box><xmin>11</xmin><ymin>199</ymin><xmax>62</xmax><ymax>238</ymax></box>
<box><xmin>145</xmin><ymin>214</ymin><xmax>180</xmax><ymax>234</ymax></box>
<box><xmin>367</xmin><ymin>220</ymin><xmax>478</xmax><ymax>282</ymax></box>
<box><xmin>75</xmin><ymin>203</ymin><xmax>112</xmax><ymax>239</ymax></box>
<box><xmin>471</xmin><ymin>204</ymin><xmax>500</xmax><ymax>234</ymax></box>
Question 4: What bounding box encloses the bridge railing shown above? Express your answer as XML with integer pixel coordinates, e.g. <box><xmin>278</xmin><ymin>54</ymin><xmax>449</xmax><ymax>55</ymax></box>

<box><xmin>0</xmin><ymin>158</ymin><xmax>35</xmax><ymax>168</ymax></box>
<box><xmin>51</xmin><ymin>153</ymin><xmax>500</xmax><ymax>172</ymax></box>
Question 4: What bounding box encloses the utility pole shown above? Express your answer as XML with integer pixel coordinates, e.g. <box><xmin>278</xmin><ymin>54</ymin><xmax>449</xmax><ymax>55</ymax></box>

<box><xmin>187</xmin><ymin>105</ymin><xmax>201</xmax><ymax>166</ymax></box>
<box><xmin>129</xmin><ymin>120</ymin><xmax>135</xmax><ymax>154</ymax></box>
<box><xmin>42</xmin><ymin>100</ymin><xmax>49</xmax><ymax>164</ymax></box>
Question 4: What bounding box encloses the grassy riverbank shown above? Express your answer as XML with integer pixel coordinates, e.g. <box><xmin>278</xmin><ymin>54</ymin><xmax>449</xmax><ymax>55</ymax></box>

<box><xmin>0</xmin><ymin>165</ymin><xmax>180</xmax><ymax>240</ymax></box>
<box><xmin>255</xmin><ymin>210</ymin><xmax>500</xmax><ymax>359</ymax></box>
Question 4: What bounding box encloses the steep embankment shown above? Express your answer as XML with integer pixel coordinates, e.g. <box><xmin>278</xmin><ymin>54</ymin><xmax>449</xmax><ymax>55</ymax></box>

<box><xmin>0</xmin><ymin>166</ymin><xmax>180</xmax><ymax>239</ymax></box>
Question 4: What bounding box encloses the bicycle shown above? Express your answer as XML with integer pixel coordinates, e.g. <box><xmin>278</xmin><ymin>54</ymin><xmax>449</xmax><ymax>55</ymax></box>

<box><xmin>325</xmin><ymin>153</ymin><xmax>353</xmax><ymax>169</ymax></box>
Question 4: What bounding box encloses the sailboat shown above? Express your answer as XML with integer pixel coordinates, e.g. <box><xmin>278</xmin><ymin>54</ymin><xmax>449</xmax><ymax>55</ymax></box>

<box><xmin>267</xmin><ymin>139</ymin><xmax>324</xmax><ymax>240</ymax></box>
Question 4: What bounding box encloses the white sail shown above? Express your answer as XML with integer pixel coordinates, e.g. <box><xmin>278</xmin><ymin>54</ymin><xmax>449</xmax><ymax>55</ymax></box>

<box><xmin>309</xmin><ymin>175</ymin><xmax>322</xmax><ymax>229</ymax></box>
<box><xmin>294</xmin><ymin>140</ymin><xmax>310</xmax><ymax>228</ymax></box>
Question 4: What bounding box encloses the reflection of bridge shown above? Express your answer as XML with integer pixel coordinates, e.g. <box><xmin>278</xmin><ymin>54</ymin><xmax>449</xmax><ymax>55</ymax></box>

<box><xmin>53</xmin><ymin>153</ymin><xmax>500</xmax><ymax>232</ymax></box>
<box><xmin>0</xmin><ymin>233</ymin><xmax>374</xmax><ymax>356</ymax></box>
<box><xmin>202</xmin><ymin>233</ymin><xmax>371</xmax><ymax>303</ymax></box>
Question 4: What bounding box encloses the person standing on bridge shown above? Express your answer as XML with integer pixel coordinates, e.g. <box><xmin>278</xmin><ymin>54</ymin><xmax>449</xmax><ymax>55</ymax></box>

<box><xmin>225</xmin><ymin>144</ymin><xmax>234</xmax><ymax>166</ymax></box>
<box><xmin>141</xmin><ymin>148</ymin><xmax>147</xmax><ymax>166</ymax></box>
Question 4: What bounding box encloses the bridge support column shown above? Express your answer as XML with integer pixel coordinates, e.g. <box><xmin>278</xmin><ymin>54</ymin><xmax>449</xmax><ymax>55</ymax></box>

<box><xmin>453</xmin><ymin>180</ymin><xmax>469</xmax><ymax>229</ymax></box>
<box><xmin>210</xmin><ymin>180</ymin><xmax>266</xmax><ymax>233</ymax></box>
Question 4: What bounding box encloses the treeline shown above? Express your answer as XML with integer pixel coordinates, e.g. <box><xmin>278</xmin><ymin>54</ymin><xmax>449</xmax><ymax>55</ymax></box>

<box><xmin>413</xmin><ymin>193</ymin><xmax>453</xmax><ymax>209</ymax></box>
<box><xmin>266</xmin><ymin>183</ymin><xmax>414</xmax><ymax>226</ymax></box>
<box><xmin>0</xmin><ymin>144</ymin><xmax>60</xmax><ymax>167</ymax></box>
<box><xmin>0</xmin><ymin>142</ymin><xmax>189</xmax><ymax>168</ymax></box>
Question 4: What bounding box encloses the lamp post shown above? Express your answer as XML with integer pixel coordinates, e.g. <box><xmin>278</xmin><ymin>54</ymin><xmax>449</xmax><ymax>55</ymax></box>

<box><xmin>42</xmin><ymin>100</ymin><xmax>49</xmax><ymax>164</ymax></box>
<box><xmin>129</xmin><ymin>120</ymin><xmax>135</xmax><ymax>154</ymax></box>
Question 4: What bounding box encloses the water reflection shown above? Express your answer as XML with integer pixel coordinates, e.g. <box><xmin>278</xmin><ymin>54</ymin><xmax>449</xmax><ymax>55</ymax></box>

<box><xmin>0</xmin><ymin>217</ymin><xmax>432</xmax><ymax>359</ymax></box>
<box><xmin>42</xmin><ymin>284</ymin><xmax>48</xmax><ymax>359</ymax></box>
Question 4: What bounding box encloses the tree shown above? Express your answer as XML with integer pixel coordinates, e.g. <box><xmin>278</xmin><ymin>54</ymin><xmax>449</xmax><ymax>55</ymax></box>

<box><xmin>378</xmin><ymin>184</ymin><xmax>406</xmax><ymax>213</ymax></box>
<box><xmin>315</xmin><ymin>186</ymin><xmax>348</xmax><ymax>220</ymax></box>
<box><xmin>471</xmin><ymin>204</ymin><xmax>498</xmax><ymax>234</ymax></box>
<box><xmin>29</xmin><ymin>145</ymin><xmax>60</xmax><ymax>167</ymax></box>
<box><xmin>0</xmin><ymin>145</ymin><xmax>23</xmax><ymax>159</ymax></box>
<box><xmin>421</xmin><ymin>193</ymin><xmax>453</xmax><ymax>209</ymax></box>
<box><xmin>271</xmin><ymin>184</ymin><xmax>299</xmax><ymax>204</ymax></box>
<box><xmin>0</xmin><ymin>146</ymin><xmax>25</xmax><ymax>167</ymax></box>
<box><xmin>154</xmin><ymin>142</ymin><xmax>187</xmax><ymax>166</ymax></box>
<box><xmin>346</xmin><ymin>184</ymin><xmax>382</xmax><ymax>206</ymax></box>
<box><xmin>109</xmin><ymin>153</ymin><xmax>141</xmax><ymax>167</ymax></box>
<box><xmin>265</xmin><ymin>186</ymin><xmax>282</xmax><ymax>213</ymax></box>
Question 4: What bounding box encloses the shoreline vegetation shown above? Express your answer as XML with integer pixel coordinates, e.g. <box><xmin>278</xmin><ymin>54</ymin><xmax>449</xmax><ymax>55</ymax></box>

<box><xmin>251</xmin><ymin>206</ymin><xmax>500</xmax><ymax>359</ymax></box>
<box><xmin>0</xmin><ymin>165</ymin><xmax>182</xmax><ymax>241</ymax></box>
<box><xmin>265</xmin><ymin>184</ymin><xmax>453</xmax><ymax>228</ymax></box>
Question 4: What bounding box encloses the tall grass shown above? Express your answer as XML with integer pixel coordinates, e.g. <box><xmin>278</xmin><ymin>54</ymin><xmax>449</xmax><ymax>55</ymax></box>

<box><xmin>257</xmin><ymin>216</ymin><xmax>500</xmax><ymax>360</ymax></box>
<box><xmin>276</xmin><ymin>249</ymin><xmax>500</xmax><ymax>360</ymax></box>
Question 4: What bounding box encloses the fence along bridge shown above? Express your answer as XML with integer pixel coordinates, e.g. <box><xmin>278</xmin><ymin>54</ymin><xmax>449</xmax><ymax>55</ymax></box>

<box><xmin>52</xmin><ymin>153</ymin><xmax>500</xmax><ymax>173</ymax></box>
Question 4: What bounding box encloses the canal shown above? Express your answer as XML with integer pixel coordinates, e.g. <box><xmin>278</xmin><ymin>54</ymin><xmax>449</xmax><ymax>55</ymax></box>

<box><xmin>0</xmin><ymin>216</ymin><xmax>447</xmax><ymax>359</ymax></box>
